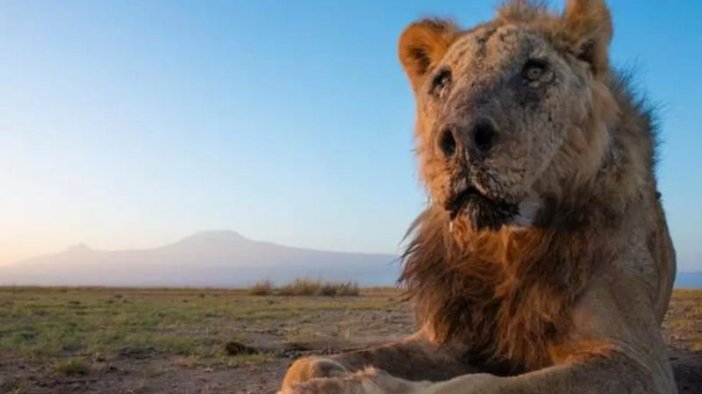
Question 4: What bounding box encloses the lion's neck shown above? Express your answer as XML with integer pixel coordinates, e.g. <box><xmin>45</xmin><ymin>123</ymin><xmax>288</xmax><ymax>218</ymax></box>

<box><xmin>401</xmin><ymin>206</ymin><xmax>611</xmax><ymax>372</ymax></box>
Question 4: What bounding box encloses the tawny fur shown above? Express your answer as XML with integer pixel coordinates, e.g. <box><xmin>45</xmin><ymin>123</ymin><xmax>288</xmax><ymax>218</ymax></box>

<box><xmin>281</xmin><ymin>1</ymin><xmax>677</xmax><ymax>393</ymax></box>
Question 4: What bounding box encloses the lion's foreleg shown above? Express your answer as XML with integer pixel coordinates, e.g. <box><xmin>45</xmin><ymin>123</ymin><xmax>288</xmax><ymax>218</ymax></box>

<box><xmin>420</xmin><ymin>349</ymin><xmax>674</xmax><ymax>394</ymax></box>
<box><xmin>281</xmin><ymin>334</ymin><xmax>474</xmax><ymax>390</ymax></box>
<box><xmin>284</xmin><ymin>341</ymin><xmax>675</xmax><ymax>394</ymax></box>
<box><xmin>280</xmin><ymin>368</ymin><xmax>432</xmax><ymax>394</ymax></box>
<box><xmin>329</xmin><ymin>335</ymin><xmax>475</xmax><ymax>381</ymax></box>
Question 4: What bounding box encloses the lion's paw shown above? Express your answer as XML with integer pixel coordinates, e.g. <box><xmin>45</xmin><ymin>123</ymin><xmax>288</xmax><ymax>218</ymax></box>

<box><xmin>280</xmin><ymin>356</ymin><xmax>350</xmax><ymax>390</ymax></box>
<box><xmin>280</xmin><ymin>368</ymin><xmax>431</xmax><ymax>394</ymax></box>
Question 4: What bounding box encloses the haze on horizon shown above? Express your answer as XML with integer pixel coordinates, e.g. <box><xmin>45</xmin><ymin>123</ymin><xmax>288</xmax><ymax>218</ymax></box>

<box><xmin>1</xmin><ymin>1</ymin><xmax>701</xmax><ymax>271</ymax></box>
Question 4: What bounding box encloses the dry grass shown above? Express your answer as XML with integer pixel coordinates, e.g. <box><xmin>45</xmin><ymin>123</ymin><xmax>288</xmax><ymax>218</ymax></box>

<box><xmin>0</xmin><ymin>286</ymin><xmax>394</xmax><ymax>366</ymax></box>
<box><xmin>248</xmin><ymin>280</ymin><xmax>274</xmax><ymax>296</ymax></box>
<box><xmin>0</xmin><ymin>286</ymin><xmax>698</xmax><ymax>393</ymax></box>
<box><xmin>663</xmin><ymin>289</ymin><xmax>702</xmax><ymax>352</ymax></box>
<box><xmin>248</xmin><ymin>279</ymin><xmax>360</xmax><ymax>297</ymax></box>
<box><xmin>278</xmin><ymin>279</ymin><xmax>359</xmax><ymax>297</ymax></box>
<box><xmin>53</xmin><ymin>358</ymin><xmax>90</xmax><ymax>376</ymax></box>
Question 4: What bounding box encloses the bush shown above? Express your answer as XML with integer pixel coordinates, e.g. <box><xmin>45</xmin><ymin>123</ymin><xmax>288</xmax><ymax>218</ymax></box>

<box><xmin>248</xmin><ymin>280</ymin><xmax>274</xmax><ymax>296</ymax></box>
<box><xmin>335</xmin><ymin>281</ymin><xmax>360</xmax><ymax>296</ymax></box>
<box><xmin>278</xmin><ymin>279</ymin><xmax>319</xmax><ymax>296</ymax></box>
<box><xmin>277</xmin><ymin>279</ymin><xmax>359</xmax><ymax>297</ymax></box>
<box><xmin>248</xmin><ymin>279</ymin><xmax>360</xmax><ymax>297</ymax></box>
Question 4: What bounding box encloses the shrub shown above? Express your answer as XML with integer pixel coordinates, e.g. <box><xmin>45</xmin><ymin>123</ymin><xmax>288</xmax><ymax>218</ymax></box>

<box><xmin>278</xmin><ymin>279</ymin><xmax>320</xmax><ymax>296</ymax></box>
<box><xmin>248</xmin><ymin>279</ymin><xmax>360</xmax><ymax>296</ymax></box>
<box><xmin>277</xmin><ymin>279</ymin><xmax>360</xmax><ymax>297</ymax></box>
<box><xmin>248</xmin><ymin>280</ymin><xmax>274</xmax><ymax>296</ymax></box>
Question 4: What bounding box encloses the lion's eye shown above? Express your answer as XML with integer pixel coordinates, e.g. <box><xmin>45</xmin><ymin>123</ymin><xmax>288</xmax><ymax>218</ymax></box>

<box><xmin>521</xmin><ymin>59</ymin><xmax>548</xmax><ymax>83</ymax></box>
<box><xmin>430</xmin><ymin>68</ymin><xmax>452</xmax><ymax>97</ymax></box>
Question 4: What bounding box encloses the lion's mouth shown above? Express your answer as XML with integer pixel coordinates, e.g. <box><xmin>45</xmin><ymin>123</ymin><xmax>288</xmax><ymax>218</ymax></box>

<box><xmin>446</xmin><ymin>186</ymin><xmax>484</xmax><ymax>220</ymax></box>
<box><xmin>445</xmin><ymin>183</ymin><xmax>519</xmax><ymax>230</ymax></box>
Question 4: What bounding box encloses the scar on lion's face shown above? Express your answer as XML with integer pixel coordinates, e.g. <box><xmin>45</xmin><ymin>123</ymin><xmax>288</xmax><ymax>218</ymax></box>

<box><xmin>399</xmin><ymin>13</ymin><xmax>617</xmax><ymax>231</ymax></box>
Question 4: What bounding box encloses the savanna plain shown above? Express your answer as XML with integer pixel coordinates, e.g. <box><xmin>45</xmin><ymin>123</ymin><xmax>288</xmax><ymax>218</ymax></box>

<box><xmin>0</xmin><ymin>286</ymin><xmax>700</xmax><ymax>394</ymax></box>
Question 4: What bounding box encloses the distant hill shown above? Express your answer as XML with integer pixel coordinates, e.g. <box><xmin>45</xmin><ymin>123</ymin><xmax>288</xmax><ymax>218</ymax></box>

<box><xmin>0</xmin><ymin>231</ymin><xmax>399</xmax><ymax>287</ymax></box>
<box><xmin>675</xmin><ymin>271</ymin><xmax>702</xmax><ymax>289</ymax></box>
<box><xmin>2</xmin><ymin>231</ymin><xmax>698</xmax><ymax>288</ymax></box>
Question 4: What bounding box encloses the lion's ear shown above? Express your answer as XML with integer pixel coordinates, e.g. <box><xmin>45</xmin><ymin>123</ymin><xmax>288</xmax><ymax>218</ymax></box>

<box><xmin>561</xmin><ymin>0</ymin><xmax>613</xmax><ymax>78</ymax></box>
<box><xmin>399</xmin><ymin>19</ymin><xmax>459</xmax><ymax>93</ymax></box>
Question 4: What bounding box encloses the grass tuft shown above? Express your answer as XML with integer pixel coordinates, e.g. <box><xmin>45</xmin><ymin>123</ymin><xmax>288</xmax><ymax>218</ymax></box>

<box><xmin>223</xmin><ymin>341</ymin><xmax>258</xmax><ymax>356</ymax></box>
<box><xmin>53</xmin><ymin>359</ymin><xmax>89</xmax><ymax>376</ymax></box>
<box><xmin>248</xmin><ymin>280</ymin><xmax>274</xmax><ymax>296</ymax></box>
<box><xmin>249</xmin><ymin>278</ymin><xmax>361</xmax><ymax>296</ymax></box>
<box><xmin>277</xmin><ymin>279</ymin><xmax>359</xmax><ymax>297</ymax></box>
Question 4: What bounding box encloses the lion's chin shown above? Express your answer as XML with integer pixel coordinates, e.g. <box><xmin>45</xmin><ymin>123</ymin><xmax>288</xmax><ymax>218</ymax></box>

<box><xmin>447</xmin><ymin>189</ymin><xmax>520</xmax><ymax>231</ymax></box>
<box><xmin>454</xmin><ymin>194</ymin><xmax>545</xmax><ymax>231</ymax></box>
<box><xmin>459</xmin><ymin>197</ymin><xmax>519</xmax><ymax>231</ymax></box>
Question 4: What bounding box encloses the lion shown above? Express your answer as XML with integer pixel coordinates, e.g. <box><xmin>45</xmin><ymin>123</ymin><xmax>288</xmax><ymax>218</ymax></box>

<box><xmin>280</xmin><ymin>0</ymin><xmax>677</xmax><ymax>393</ymax></box>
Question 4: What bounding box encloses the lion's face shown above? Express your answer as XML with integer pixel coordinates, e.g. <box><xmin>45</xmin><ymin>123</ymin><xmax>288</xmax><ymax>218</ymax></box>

<box><xmin>400</xmin><ymin>4</ymin><xmax>616</xmax><ymax>231</ymax></box>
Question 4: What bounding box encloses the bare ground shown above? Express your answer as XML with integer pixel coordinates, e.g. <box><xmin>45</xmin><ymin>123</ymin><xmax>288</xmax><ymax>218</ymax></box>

<box><xmin>0</xmin><ymin>288</ymin><xmax>700</xmax><ymax>394</ymax></box>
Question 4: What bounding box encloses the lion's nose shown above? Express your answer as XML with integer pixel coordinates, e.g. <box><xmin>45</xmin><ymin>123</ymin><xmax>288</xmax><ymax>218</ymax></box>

<box><xmin>470</xmin><ymin>119</ymin><xmax>498</xmax><ymax>157</ymax></box>
<box><xmin>438</xmin><ymin>127</ymin><xmax>458</xmax><ymax>158</ymax></box>
<box><xmin>437</xmin><ymin>118</ymin><xmax>498</xmax><ymax>160</ymax></box>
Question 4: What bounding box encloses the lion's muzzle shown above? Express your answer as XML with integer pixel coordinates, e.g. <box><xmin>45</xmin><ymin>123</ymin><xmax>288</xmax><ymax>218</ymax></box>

<box><xmin>445</xmin><ymin>178</ymin><xmax>519</xmax><ymax>231</ymax></box>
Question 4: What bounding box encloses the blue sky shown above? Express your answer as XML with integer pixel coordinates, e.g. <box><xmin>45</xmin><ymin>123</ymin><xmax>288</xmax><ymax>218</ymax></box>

<box><xmin>0</xmin><ymin>1</ymin><xmax>700</xmax><ymax>271</ymax></box>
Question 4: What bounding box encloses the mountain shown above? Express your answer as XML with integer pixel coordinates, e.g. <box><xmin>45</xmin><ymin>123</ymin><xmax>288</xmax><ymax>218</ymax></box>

<box><xmin>3</xmin><ymin>232</ymin><xmax>698</xmax><ymax>288</ymax></box>
<box><xmin>0</xmin><ymin>231</ymin><xmax>399</xmax><ymax>287</ymax></box>
<box><xmin>675</xmin><ymin>271</ymin><xmax>702</xmax><ymax>289</ymax></box>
